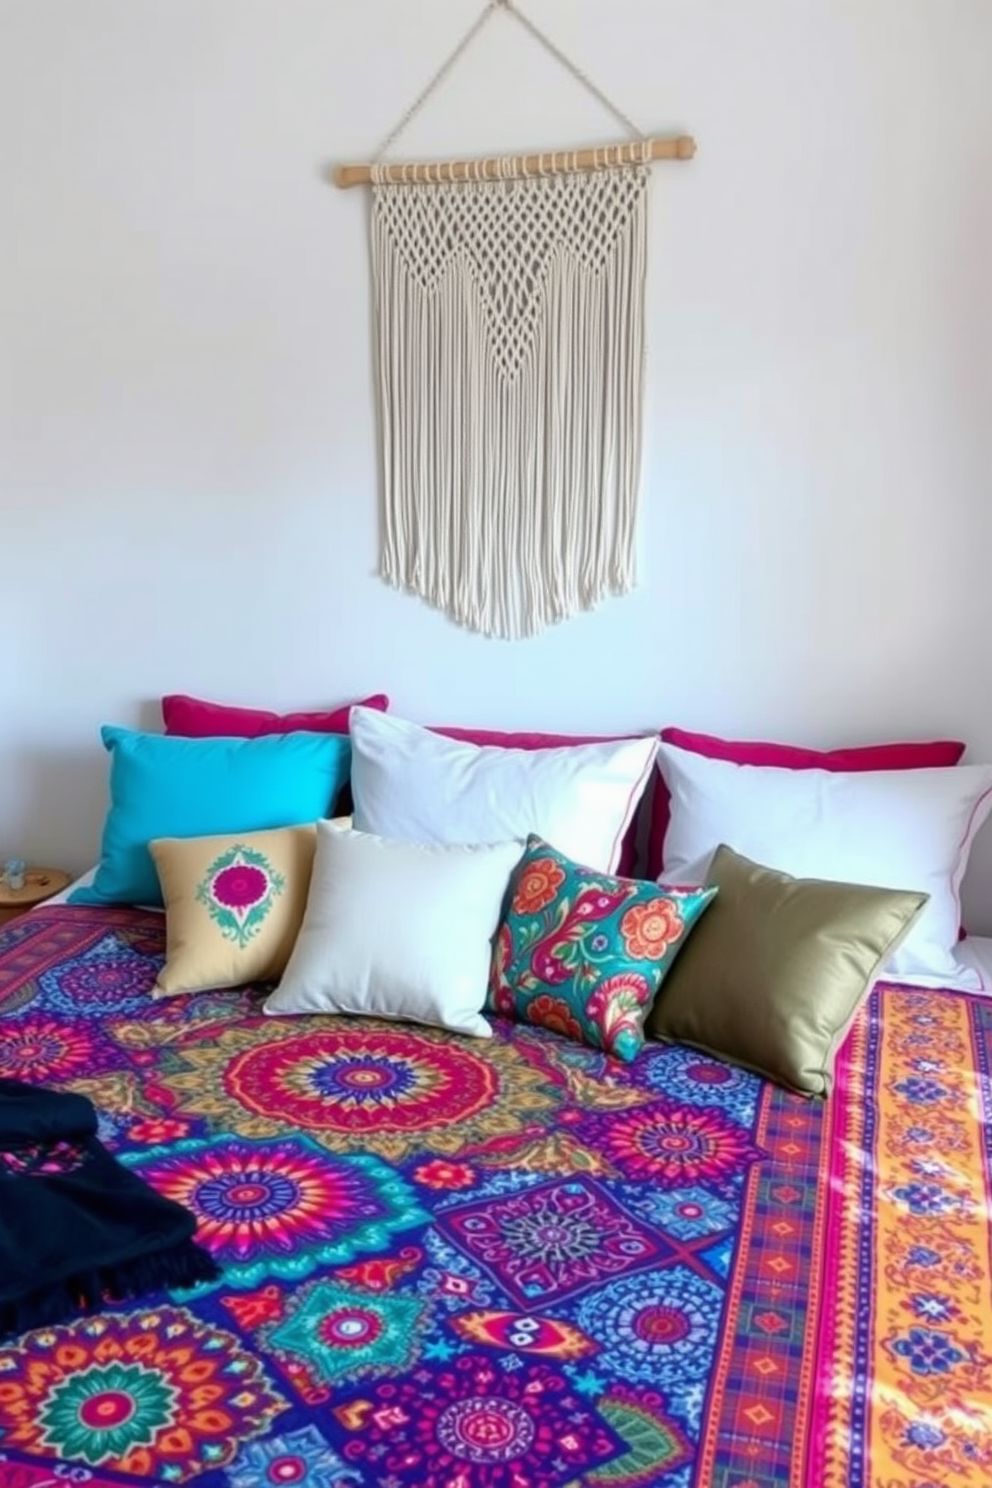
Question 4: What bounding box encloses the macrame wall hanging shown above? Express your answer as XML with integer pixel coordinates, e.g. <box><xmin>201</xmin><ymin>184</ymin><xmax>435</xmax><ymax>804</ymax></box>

<box><xmin>335</xmin><ymin>0</ymin><xmax>695</xmax><ymax>639</ymax></box>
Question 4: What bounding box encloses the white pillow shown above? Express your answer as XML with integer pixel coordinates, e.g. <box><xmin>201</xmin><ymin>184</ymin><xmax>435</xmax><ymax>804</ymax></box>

<box><xmin>265</xmin><ymin>823</ymin><xmax>524</xmax><ymax>1037</ymax></box>
<box><xmin>656</xmin><ymin>743</ymin><xmax>992</xmax><ymax>989</ymax></box>
<box><xmin>349</xmin><ymin>708</ymin><xmax>657</xmax><ymax>873</ymax></box>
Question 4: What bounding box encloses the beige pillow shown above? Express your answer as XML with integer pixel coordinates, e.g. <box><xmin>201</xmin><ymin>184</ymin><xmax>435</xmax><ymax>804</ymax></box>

<box><xmin>150</xmin><ymin>823</ymin><xmax>338</xmax><ymax>996</ymax></box>
<box><xmin>645</xmin><ymin>844</ymin><xmax>927</xmax><ymax>1096</ymax></box>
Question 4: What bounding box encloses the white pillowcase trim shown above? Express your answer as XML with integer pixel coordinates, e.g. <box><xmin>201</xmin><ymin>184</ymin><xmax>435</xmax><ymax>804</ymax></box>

<box><xmin>656</xmin><ymin>743</ymin><xmax>992</xmax><ymax>991</ymax></box>
<box><xmin>349</xmin><ymin>707</ymin><xmax>658</xmax><ymax>874</ymax></box>
<box><xmin>265</xmin><ymin>823</ymin><xmax>525</xmax><ymax>1037</ymax></box>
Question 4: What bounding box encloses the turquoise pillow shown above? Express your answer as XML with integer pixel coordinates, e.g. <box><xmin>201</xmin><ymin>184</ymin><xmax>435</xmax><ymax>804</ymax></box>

<box><xmin>488</xmin><ymin>834</ymin><xmax>717</xmax><ymax>1062</ymax></box>
<box><xmin>70</xmin><ymin>726</ymin><xmax>351</xmax><ymax>908</ymax></box>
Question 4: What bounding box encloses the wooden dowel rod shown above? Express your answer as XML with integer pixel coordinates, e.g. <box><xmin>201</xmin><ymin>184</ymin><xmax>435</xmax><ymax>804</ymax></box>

<box><xmin>333</xmin><ymin>134</ymin><xmax>695</xmax><ymax>189</ymax></box>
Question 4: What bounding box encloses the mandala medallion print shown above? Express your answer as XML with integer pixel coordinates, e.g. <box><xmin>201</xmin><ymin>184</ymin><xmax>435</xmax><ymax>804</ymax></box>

<box><xmin>576</xmin><ymin>1266</ymin><xmax>723</xmax><ymax>1386</ymax></box>
<box><xmin>583</xmin><ymin>1098</ymin><xmax>763</xmax><ymax>1186</ymax></box>
<box><xmin>266</xmin><ymin>1278</ymin><xmax>429</xmax><ymax>1388</ymax></box>
<box><xmin>335</xmin><ymin>1351</ymin><xmax>620</xmax><ymax>1487</ymax></box>
<box><xmin>181</xmin><ymin>1023</ymin><xmax>563</xmax><ymax>1162</ymax></box>
<box><xmin>196</xmin><ymin>844</ymin><xmax>285</xmax><ymax>948</ymax></box>
<box><xmin>0</xmin><ymin>1307</ymin><xmax>283</xmax><ymax>1478</ymax></box>
<box><xmin>0</xmin><ymin>1016</ymin><xmax>122</xmax><ymax>1083</ymax></box>
<box><xmin>36</xmin><ymin>933</ymin><xmax>159</xmax><ymax>1017</ymax></box>
<box><xmin>125</xmin><ymin>1134</ymin><xmax>427</xmax><ymax>1289</ymax></box>
<box><xmin>227</xmin><ymin>1425</ymin><xmax>359</xmax><ymax>1488</ymax></box>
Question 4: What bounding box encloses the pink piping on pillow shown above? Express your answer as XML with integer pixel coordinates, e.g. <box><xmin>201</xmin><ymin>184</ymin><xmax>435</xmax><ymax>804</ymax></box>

<box><xmin>432</xmin><ymin>725</ymin><xmax>658</xmax><ymax>878</ymax></box>
<box><xmin>648</xmin><ymin>727</ymin><xmax>967</xmax><ymax>882</ymax></box>
<box><xmin>949</xmin><ymin>779</ymin><xmax>992</xmax><ymax>964</ymax></box>
<box><xmin>609</xmin><ymin>741</ymin><xmax>660</xmax><ymax>876</ymax></box>
<box><xmin>162</xmin><ymin>693</ymin><xmax>389</xmax><ymax>738</ymax></box>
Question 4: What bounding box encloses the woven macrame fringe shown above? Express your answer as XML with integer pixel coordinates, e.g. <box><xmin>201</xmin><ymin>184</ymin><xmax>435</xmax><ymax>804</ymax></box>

<box><xmin>371</xmin><ymin>167</ymin><xmax>649</xmax><ymax>639</ymax></box>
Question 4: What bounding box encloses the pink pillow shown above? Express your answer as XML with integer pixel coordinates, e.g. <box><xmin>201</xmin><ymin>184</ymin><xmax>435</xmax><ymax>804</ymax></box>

<box><xmin>649</xmin><ymin>727</ymin><xmax>967</xmax><ymax>881</ymax></box>
<box><xmin>162</xmin><ymin>693</ymin><xmax>389</xmax><ymax>738</ymax></box>
<box><xmin>433</xmin><ymin>725</ymin><xmax>657</xmax><ymax>878</ymax></box>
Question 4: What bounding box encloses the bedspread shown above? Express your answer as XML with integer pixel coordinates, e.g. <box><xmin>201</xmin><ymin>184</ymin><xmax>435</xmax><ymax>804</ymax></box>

<box><xmin>0</xmin><ymin>905</ymin><xmax>990</xmax><ymax>1487</ymax></box>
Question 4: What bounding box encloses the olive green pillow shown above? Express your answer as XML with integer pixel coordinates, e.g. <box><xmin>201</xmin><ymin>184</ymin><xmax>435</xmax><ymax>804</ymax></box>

<box><xmin>646</xmin><ymin>845</ymin><xmax>928</xmax><ymax>1096</ymax></box>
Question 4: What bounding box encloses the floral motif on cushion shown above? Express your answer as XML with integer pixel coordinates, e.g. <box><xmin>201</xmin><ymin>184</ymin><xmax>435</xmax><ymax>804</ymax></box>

<box><xmin>488</xmin><ymin>835</ymin><xmax>716</xmax><ymax>1063</ymax></box>
<box><xmin>196</xmin><ymin>843</ymin><xmax>285</xmax><ymax>948</ymax></box>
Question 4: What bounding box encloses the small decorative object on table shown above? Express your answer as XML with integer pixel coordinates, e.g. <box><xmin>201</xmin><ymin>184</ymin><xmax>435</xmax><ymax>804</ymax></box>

<box><xmin>0</xmin><ymin>866</ymin><xmax>72</xmax><ymax>927</ymax></box>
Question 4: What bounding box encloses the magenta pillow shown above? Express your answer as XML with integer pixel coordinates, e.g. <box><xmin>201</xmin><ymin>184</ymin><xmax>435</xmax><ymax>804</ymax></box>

<box><xmin>162</xmin><ymin>693</ymin><xmax>389</xmax><ymax>739</ymax></box>
<box><xmin>433</xmin><ymin>724</ymin><xmax>658</xmax><ymax>878</ymax></box>
<box><xmin>648</xmin><ymin>727</ymin><xmax>967</xmax><ymax>881</ymax></box>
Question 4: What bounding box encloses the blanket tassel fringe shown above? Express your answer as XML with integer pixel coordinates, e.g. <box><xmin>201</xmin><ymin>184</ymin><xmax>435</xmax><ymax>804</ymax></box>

<box><xmin>0</xmin><ymin>1241</ymin><xmax>219</xmax><ymax>1341</ymax></box>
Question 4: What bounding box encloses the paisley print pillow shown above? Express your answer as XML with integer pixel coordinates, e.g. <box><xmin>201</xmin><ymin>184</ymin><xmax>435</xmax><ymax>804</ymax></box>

<box><xmin>488</xmin><ymin>835</ymin><xmax>717</xmax><ymax>1062</ymax></box>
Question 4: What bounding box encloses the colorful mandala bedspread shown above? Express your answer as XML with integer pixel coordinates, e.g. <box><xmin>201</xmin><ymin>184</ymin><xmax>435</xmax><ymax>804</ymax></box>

<box><xmin>0</xmin><ymin>907</ymin><xmax>991</xmax><ymax>1487</ymax></box>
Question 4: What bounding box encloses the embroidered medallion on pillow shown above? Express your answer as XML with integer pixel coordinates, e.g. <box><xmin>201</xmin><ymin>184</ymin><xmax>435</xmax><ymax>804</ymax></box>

<box><xmin>488</xmin><ymin>835</ymin><xmax>716</xmax><ymax>1062</ymax></box>
<box><xmin>150</xmin><ymin>825</ymin><xmax>328</xmax><ymax>997</ymax></box>
<box><xmin>69</xmin><ymin>727</ymin><xmax>351</xmax><ymax>909</ymax></box>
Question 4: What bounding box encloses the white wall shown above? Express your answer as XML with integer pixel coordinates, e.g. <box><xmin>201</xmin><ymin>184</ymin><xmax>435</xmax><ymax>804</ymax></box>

<box><xmin>2</xmin><ymin>2</ymin><xmax>991</xmax><ymax>917</ymax></box>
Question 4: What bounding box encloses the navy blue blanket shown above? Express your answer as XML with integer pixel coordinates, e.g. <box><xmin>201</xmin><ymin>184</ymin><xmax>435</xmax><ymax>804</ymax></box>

<box><xmin>0</xmin><ymin>1079</ymin><xmax>217</xmax><ymax>1339</ymax></box>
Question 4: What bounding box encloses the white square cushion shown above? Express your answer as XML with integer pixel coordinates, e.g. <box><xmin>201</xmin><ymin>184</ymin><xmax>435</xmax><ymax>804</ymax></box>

<box><xmin>349</xmin><ymin>707</ymin><xmax>657</xmax><ymax>873</ymax></box>
<box><xmin>265</xmin><ymin>823</ymin><xmax>524</xmax><ymax>1037</ymax></box>
<box><xmin>656</xmin><ymin>743</ymin><xmax>992</xmax><ymax>989</ymax></box>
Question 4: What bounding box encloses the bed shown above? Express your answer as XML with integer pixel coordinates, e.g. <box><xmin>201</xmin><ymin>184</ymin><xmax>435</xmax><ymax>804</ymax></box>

<box><xmin>1</xmin><ymin>898</ymin><xmax>990</xmax><ymax>1488</ymax></box>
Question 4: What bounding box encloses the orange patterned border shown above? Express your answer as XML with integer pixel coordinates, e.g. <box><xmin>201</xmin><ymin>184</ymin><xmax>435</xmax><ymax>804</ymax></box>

<box><xmin>809</xmin><ymin>986</ymin><xmax>992</xmax><ymax>1487</ymax></box>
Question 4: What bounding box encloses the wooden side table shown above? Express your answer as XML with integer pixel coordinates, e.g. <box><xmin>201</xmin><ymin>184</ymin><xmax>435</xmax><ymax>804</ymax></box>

<box><xmin>0</xmin><ymin>868</ymin><xmax>72</xmax><ymax>928</ymax></box>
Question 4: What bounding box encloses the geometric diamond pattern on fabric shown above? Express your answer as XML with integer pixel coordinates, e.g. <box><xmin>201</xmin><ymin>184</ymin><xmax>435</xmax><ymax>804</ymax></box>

<box><xmin>439</xmin><ymin>1176</ymin><xmax>670</xmax><ymax>1305</ymax></box>
<box><xmin>374</xmin><ymin>170</ymin><xmax>648</xmax><ymax>382</ymax></box>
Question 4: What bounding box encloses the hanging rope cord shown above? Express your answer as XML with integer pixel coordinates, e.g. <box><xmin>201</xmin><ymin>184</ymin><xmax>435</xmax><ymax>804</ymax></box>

<box><xmin>371</xmin><ymin>0</ymin><xmax>648</xmax><ymax>173</ymax></box>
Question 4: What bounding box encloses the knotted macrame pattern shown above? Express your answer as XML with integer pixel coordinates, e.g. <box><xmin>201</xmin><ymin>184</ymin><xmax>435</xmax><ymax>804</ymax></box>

<box><xmin>371</xmin><ymin>165</ymin><xmax>649</xmax><ymax>639</ymax></box>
